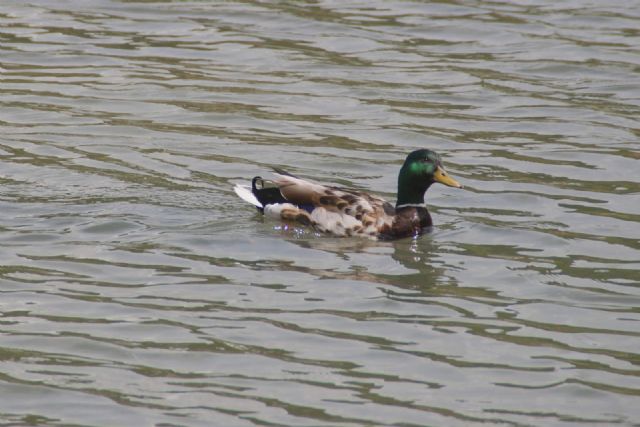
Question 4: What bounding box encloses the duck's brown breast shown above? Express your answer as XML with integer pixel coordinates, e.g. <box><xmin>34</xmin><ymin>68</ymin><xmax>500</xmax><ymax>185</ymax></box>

<box><xmin>379</xmin><ymin>206</ymin><xmax>432</xmax><ymax>239</ymax></box>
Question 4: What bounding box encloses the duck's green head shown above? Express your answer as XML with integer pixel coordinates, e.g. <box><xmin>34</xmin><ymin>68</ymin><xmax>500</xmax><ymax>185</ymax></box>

<box><xmin>396</xmin><ymin>149</ymin><xmax>462</xmax><ymax>207</ymax></box>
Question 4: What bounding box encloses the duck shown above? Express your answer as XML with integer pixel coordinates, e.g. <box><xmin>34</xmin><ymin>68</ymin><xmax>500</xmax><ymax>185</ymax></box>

<box><xmin>233</xmin><ymin>149</ymin><xmax>462</xmax><ymax>240</ymax></box>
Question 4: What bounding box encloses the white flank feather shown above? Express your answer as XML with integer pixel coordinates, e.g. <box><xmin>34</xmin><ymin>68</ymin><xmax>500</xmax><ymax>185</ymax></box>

<box><xmin>234</xmin><ymin>184</ymin><xmax>262</xmax><ymax>208</ymax></box>
<box><xmin>311</xmin><ymin>207</ymin><xmax>361</xmax><ymax>237</ymax></box>
<box><xmin>264</xmin><ymin>203</ymin><xmax>298</xmax><ymax>219</ymax></box>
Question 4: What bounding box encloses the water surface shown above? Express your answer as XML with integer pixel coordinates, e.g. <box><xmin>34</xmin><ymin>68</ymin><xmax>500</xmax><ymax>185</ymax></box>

<box><xmin>1</xmin><ymin>0</ymin><xmax>639</xmax><ymax>426</ymax></box>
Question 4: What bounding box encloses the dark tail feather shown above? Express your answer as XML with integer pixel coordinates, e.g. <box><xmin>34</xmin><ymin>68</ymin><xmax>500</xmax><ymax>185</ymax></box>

<box><xmin>251</xmin><ymin>176</ymin><xmax>287</xmax><ymax>213</ymax></box>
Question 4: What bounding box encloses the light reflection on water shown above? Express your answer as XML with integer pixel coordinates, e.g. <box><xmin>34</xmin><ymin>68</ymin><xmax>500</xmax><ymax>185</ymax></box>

<box><xmin>1</xmin><ymin>0</ymin><xmax>639</xmax><ymax>426</ymax></box>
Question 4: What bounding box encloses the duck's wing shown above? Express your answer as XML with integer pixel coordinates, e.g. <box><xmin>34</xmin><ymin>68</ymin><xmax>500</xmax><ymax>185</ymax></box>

<box><xmin>273</xmin><ymin>173</ymin><xmax>395</xmax><ymax>237</ymax></box>
<box><xmin>273</xmin><ymin>173</ymin><xmax>388</xmax><ymax>213</ymax></box>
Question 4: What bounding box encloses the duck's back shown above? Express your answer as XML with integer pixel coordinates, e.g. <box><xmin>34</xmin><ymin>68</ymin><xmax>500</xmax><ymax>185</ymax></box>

<box><xmin>247</xmin><ymin>173</ymin><xmax>397</xmax><ymax>238</ymax></box>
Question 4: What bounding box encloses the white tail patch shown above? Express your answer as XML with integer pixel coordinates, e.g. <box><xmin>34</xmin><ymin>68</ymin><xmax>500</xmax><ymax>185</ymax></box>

<box><xmin>234</xmin><ymin>184</ymin><xmax>262</xmax><ymax>208</ymax></box>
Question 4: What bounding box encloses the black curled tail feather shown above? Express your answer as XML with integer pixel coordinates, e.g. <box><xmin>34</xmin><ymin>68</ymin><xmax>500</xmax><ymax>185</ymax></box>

<box><xmin>251</xmin><ymin>176</ymin><xmax>287</xmax><ymax>213</ymax></box>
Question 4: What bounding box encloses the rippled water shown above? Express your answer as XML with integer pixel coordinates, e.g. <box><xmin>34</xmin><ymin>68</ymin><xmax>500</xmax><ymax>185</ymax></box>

<box><xmin>1</xmin><ymin>0</ymin><xmax>639</xmax><ymax>426</ymax></box>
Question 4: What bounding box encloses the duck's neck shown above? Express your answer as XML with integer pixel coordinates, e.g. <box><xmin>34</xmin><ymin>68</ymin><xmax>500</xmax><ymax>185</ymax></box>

<box><xmin>395</xmin><ymin>178</ymin><xmax>431</xmax><ymax>208</ymax></box>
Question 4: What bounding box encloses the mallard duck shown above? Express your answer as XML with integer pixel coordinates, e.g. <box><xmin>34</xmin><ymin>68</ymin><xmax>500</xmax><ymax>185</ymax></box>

<box><xmin>234</xmin><ymin>149</ymin><xmax>462</xmax><ymax>240</ymax></box>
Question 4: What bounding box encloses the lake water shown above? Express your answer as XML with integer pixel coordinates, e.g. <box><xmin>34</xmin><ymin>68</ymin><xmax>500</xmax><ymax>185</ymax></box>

<box><xmin>1</xmin><ymin>0</ymin><xmax>639</xmax><ymax>426</ymax></box>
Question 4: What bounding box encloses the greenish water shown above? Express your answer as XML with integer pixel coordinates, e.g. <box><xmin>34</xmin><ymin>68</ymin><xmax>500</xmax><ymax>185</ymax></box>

<box><xmin>1</xmin><ymin>1</ymin><xmax>639</xmax><ymax>426</ymax></box>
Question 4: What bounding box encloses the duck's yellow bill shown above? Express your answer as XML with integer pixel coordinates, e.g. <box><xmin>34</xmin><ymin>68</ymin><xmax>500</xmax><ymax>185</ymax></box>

<box><xmin>434</xmin><ymin>166</ymin><xmax>463</xmax><ymax>188</ymax></box>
